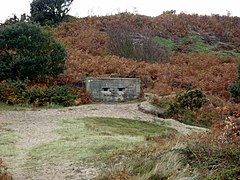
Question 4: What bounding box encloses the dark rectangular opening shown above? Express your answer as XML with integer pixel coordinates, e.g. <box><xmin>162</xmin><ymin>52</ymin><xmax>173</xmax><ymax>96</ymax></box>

<box><xmin>102</xmin><ymin>88</ymin><xmax>109</xmax><ymax>91</ymax></box>
<box><xmin>118</xmin><ymin>88</ymin><xmax>125</xmax><ymax>91</ymax></box>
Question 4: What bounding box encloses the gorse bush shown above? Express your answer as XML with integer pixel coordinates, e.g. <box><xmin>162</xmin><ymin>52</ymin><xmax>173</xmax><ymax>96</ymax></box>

<box><xmin>229</xmin><ymin>61</ymin><xmax>240</xmax><ymax>101</ymax></box>
<box><xmin>0</xmin><ymin>22</ymin><xmax>66</xmax><ymax>80</ymax></box>
<box><xmin>175</xmin><ymin>89</ymin><xmax>208</xmax><ymax>110</ymax></box>
<box><xmin>47</xmin><ymin>86</ymin><xmax>77</xmax><ymax>106</ymax></box>
<box><xmin>0</xmin><ymin>80</ymin><xmax>81</xmax><ymax>107</ymax></box>
<box><xmin>107</xmin><ymin>27</ymin><xmax>170</xmax><ymax>63</ymax></box>
<box><xmin>163</xmin><ymin>89</ymin><xmax>213</xmax><ymax>127</ymax></box>
<box><xmin>167</xmin><ymin>89</ymin><xmax>208</xmax><ymax>116</ymax></box>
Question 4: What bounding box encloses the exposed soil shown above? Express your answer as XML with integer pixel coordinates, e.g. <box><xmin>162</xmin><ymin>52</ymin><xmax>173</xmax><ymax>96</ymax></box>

<box><xmin>0</xmin><ymin>102</ymin><xmax>206</xmax><ymax>180</ymax></box>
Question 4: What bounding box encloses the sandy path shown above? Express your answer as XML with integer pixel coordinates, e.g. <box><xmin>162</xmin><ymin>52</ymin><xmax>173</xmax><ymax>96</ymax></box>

<box><xmin>0</xmin><ymin>102</ymin><xmax>206</xmax><ymax>179</ymax></box>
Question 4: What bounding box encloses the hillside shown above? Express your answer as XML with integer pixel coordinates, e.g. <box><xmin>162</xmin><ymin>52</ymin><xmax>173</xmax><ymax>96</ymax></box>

<box><xmin>56</xmin><ymin>13</ymin><xmax>240</xmax><ymax>116</ymax></box>
<box><xmin>1</xmin><ymin>12</ymin><xmax>240</xmax><ymax>179</ymax></box>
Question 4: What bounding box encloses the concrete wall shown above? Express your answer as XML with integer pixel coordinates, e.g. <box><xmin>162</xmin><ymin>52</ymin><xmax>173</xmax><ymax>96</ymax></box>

<box><xmin>86</xmin><ymin>78</ymin><xmax>141</xmax><ymax>101</ymax></box>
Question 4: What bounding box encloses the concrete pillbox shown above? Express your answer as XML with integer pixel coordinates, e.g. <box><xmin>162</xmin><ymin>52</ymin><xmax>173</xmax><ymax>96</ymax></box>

<box><xmin>85</xmin><ymin>77</ymin><xmax>141</xmax><ymax>102</ymax></box>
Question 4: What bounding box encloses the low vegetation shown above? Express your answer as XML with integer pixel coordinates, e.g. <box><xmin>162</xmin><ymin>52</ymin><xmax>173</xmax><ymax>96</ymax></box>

<box><xmin>24</xmin><ymin>117</ymin><xmax>176</xmax><ymax>175</ymax></box>
<box><xmin>150</xmin><ymin>89</ymin><xmax>221</xmax><ymax>127</ymax></box>
<box><xmin>0</xmin><ymin>124</ymin><xmax>16</xmax><ymax>157</ymax></box>
<box><xmin>98</xmin><ymin>134</ymin><xmax>186</xmax><ymax>179</ymax></box>
<box><xmin>0</xmin><ymin>80</ymin><xmax>91</xmax><ymax>107</ymax></box>
<box><xmin>229</xmin><ymin>61</ymin><xmax>240</xmax><ymax>102</ymax></box>
<box><xmin>183</xmin><ymin>116</ymin><xmax>240</xmax><ymax>179</ymax></box>
<box><xmin>99</xmin><ymin>116</ymin><xmax>240</xmax><ymax>179</ymax></box>
<box><xmin>0</xmin><ymin>125</ymin><xmax>15</xmax><ymax>180</ymax></box>
<box><xmin>28</xmin><ymin>117</ymin><xmax>176</xmax><ymax>161</ymax></box>
<box><xmin>107</xmin><ymin>26</ymin><xmax>170</xmax><ymax>63</ymax></box>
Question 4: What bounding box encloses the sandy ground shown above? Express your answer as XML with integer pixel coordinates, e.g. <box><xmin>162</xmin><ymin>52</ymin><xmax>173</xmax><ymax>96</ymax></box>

<box><xmin>0</xmin><ymin>102</ymin><xmax>206</xmax><ymax>180</ymax></box>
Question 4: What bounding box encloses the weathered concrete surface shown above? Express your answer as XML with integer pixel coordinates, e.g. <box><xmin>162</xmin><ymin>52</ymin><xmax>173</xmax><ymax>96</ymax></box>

<box><xmin>86</xmin><ymin>78</ymin><xmax>141</xmax><ymax>101</ymax></box>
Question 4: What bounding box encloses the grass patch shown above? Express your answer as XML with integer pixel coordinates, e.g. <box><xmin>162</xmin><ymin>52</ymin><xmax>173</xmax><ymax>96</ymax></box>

<box><xmin>178</xmin><ymin>35</ymin><xmax>240</xmax><ymax>57</ymax></box>
<box><xmin>154</xmin><ymin>36</ymin><xmax>176</xmax><ymax>50</ymax></box>
<box><xmin>189</xmin><ymin>36</ymin><xmax>213</xmax><ymax>54</ymax></box>
<box><xmin>153</xmin><ymin>118</ymin><xmax>172</xmax><ymax>127</ymax></box>
<box><xmin>0</xmin><ymin>125</ymin><xmax>16</xmax><ymax>157</ymax></box>
<box><xmin>80</xmin><ymin>117</ymin><xmax>173</xmax><ymax>136</ymax></box>
<box><xmin>212</xmin><ymin>50</ymin><xmax>240</xmax><ymax>58</ymax></box>
<box><xmin>26</xmin><ymin>117</ymin><xmax>176</xmax><ymax>168</ymax></box>
<box><xmin>0</xmin><ymin>102</ymin><xmax>64</xmax><ymax>112</ymax></box>
<box><xmin>0</xmin><ymin>102</ymin><xmax>28</xmax><ymax>111</ymax></box>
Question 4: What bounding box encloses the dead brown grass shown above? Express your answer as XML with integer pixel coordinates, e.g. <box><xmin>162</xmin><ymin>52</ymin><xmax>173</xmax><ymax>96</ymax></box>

<box><xmin>55</xmin><ymin>13</ymin><xmax>240</xmax><ymax>117</ymax></box>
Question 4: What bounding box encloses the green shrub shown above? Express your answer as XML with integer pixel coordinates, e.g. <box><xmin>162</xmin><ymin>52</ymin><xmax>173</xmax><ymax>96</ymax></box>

<box><xmin>167</xmin><ymin>89</ymin><xmax>208</xmax><ymax>116</ymax></box>
<box><xmin>165</xmin><ymin>89</ymin><xmax>212</xmax><ymax>127</ymax></box>
<box><xmin>229</xmin><ymin>61</ymin><xmax>240</xmax><ymax>101</ymax></box>
<box><xmin>229</xmin><ymin>83</ymin><xmax>240</xmax><ymax>98</ymax></box>
<box><xmin>28</xmin><ymin>85</ymin><xmax>77</xmax><ymax>106</ymax></box>
<box><xmin>175</xmin><ymin>89</ymin><xmax>208</xmax><ymax>110</ymax></box>
<box><xmin>27</xmin><ymin>86</ymin><xmax>49</xmax><ymax>106</ymax></box>
<box><xmin>0</xmin><ymin>80</ymin><xmax>28</xmax><ymax>105</ymax></box>
<box><xmin>0</xmin><ymin>22</ymin><xmax>66</xmax><ymax>80</ymax></box>
<box><xmin>0</xmin><ymin>81</ymin><xmax>77</xmax><ymax>107</ymax></box>
<box><xmin>47</xmin><ymin>86</ymin><xmax>76</xmax><ymax>106</ymax></box>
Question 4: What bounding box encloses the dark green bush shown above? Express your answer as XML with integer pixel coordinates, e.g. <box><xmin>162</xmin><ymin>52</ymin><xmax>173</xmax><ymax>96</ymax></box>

<box><xmin>229</xmin><ymin>61</ymin><xmax>240</xmax><ymax>101</ymax></box>
<box><xmin>167</xmin><ymin>89</ymin><xmax>208</xmax><ymax>116</ymax></box>
<box><xmin>175</xmin><ymin>89</ymin><xmax>208</xmax><ymax>110</ymax></box>
<box><xmin>28</xmin><ymin>85</ymin><xmax>77</xmax><ymax>106</ymax></box>
<box><xmin>0</xmin><ymin>22</ymin><xmax>66</xmax><ymax>80</ymax></box>
<box><xmin>164</xmin><ymin>89</ymin><xmax>211</xmax><ymax>127</ymax></box>
<box><xmin>47</xmin><ymin>86</ymin><xmax>77</xmax><ymax>106</ymax></box>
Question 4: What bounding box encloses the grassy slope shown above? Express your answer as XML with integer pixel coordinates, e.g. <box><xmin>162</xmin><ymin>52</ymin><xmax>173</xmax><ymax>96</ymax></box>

<box><xmin>28</xmin><ymin>117</ymin><xmax>176</xmax><ymax>161</ymax></box>
<box><xmin>24</xmin><ymin>117</ymin><xmax>176</xmax><ymax>175</ymax></box>
<box><xmin>0</xmin><ymin>116</ymin><xmax>178</xmax><ymax>178</ymax></box>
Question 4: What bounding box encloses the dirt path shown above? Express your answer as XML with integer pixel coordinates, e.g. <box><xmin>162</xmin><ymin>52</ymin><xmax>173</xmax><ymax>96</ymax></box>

<box><xmin>0</xmin><ymin>102</ymin><xmax>206</xmax><ymax>179</ymax></box>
